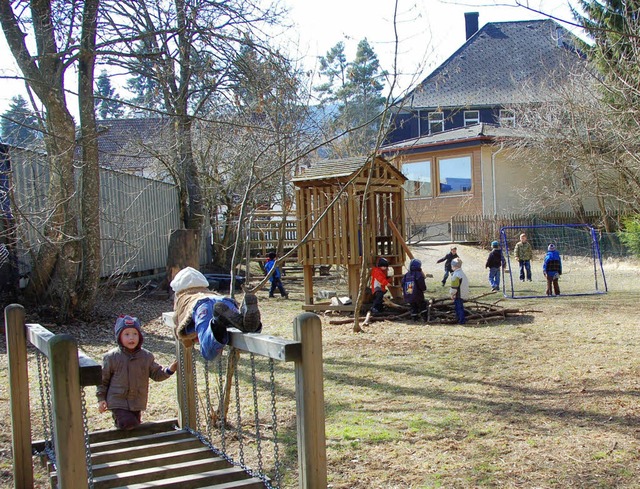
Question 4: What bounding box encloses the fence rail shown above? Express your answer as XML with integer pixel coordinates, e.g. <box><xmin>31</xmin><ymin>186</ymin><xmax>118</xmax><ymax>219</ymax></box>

<box><xmin>450</xmin><ymin>212</ymin><xmax>622</xmax><ymax>245</ymax></box>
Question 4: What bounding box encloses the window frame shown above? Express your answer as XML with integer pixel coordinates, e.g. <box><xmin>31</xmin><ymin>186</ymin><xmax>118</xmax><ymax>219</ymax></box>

<box><xmin>436</xmin><ymin>154</ymin><xmax>473</xmax><ymax>196</ymax></box>
<box><xmin>463</xmin><ymin>110</ymin><xmax>480</xmax><ymax>126</ymax></box>
<box><xmin>401</xmin><ymin>159</ymin><xmax>433</xmax><ymax>199</ymax></box>
<box><xmin>428</xmin><ymin>111</ymin><xmax>444</xmax><ymax>134</ymax></box>
<box><xmin>499</xmin><ymin>109</ymin><xmax>516</xmax><ymax>127</ymax></box>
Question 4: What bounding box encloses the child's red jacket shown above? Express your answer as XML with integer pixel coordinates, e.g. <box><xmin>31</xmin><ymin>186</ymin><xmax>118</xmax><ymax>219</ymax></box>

<box><xmin>370</xmin><ymin>266</ymin><xmax>390</xmax><ymax>293</ymax></box>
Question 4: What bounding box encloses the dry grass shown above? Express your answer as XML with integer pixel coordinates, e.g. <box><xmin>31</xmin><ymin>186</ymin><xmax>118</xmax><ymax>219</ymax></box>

<box><xmin>1</xmin><ymin>243</ymin><xmax>639</xmax><ymax>488</ymax></box>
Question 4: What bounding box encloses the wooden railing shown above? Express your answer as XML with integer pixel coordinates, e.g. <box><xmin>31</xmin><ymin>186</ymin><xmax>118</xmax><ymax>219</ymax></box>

<box><xmin>164</xmin><ymin>311</ymin><xmax>328</xmax><ymax>489</ymax></box>
<box><xmin>5</xmin><ymin>304</ymin><xmax>102</xmax><ymax>488</ymax></box>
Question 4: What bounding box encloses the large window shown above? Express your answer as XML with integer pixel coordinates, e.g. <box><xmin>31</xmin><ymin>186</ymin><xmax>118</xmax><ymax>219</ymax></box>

<box><xmin>428</xmin><ymin>112</ymin><xmax>444</xmax><ymax>133</ymax></box>
<box><xmin>438</xmin><ymin>156</ymin><xmax>472</xmax><ymax>195</ymax></box>
<box><xmin>402</xmin><ymin>160</ymin><xmax>432</xmax><ymax>198</ymax></box>
<box><xmin>464</xmin><ymin>110</ymin><xmax>480</xmax><ymax>126</ymax></box>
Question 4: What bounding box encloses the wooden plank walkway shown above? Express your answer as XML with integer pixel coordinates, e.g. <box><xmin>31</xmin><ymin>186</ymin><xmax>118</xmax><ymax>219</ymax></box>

<box><xmin>47</xmin><ymin>420</ymin><xmax>266</xmax><ymax>489</ymax></box>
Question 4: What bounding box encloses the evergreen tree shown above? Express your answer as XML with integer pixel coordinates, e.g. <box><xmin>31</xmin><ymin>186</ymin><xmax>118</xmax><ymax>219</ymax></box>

<box><xmin>95</xmin><ymin>70</ymin><xmax>124</xmax><ymax>119</ymax></box>
<box><xmin>315</xmin><ymin>39</ymin><xmax>387</xmax><ymax>155</ymax></box>
<box><xmin>125</xmin><ymin>42</ymin><xmax>166</xmax><ymax>114</ymax></box>
<box><xmin>1</xmin><ymin>95</ymin><xmax>40</xmax><ymax>147</ymax></box>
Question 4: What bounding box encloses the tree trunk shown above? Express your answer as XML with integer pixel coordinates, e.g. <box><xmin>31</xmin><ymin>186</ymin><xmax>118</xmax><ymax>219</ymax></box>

<box><xmin>167</xmin><ymin>229</ymin><xmax>201</xmax><ymax>285</ymax></box>
<box><xmin>76</xmin><ymin>0</ymin><xmax>101</xmax><ymax>316</ymax></box>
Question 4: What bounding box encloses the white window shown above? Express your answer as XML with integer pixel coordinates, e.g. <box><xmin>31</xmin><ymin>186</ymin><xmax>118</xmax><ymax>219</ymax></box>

<box><xmin>402</xmin><ymin>160</ymin><xmax>432</xmax><ymax>198</ymax></box>
<box><xmin>428</xmin><ymin>112</ymin><xmax>444</xmax><ymax>134</ymax></box>
<box><xmin>438</xmin><ymin>156</ymin><xmax>472</xmax><ymax>195</ymax></box>
<box><xmin>464</xmin><ymin>110</ymin><xmax>480</xmax><ymax>126</ymax></box>
<box><xmin>499</xmin><ymin>109</ymin><xmax>516</xmax><ymax>127</ymax></box>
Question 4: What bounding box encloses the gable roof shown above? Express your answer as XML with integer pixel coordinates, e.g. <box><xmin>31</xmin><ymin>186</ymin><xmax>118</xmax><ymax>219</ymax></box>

<box><xmin>404</xmin><ymin>19</ymin><xmax>585</xmax><ymax>110</ymax></box>
<box><xmin>292</xmin><ymin>155</ymin><xmax>406</xmax><ymax>183</ymax></box>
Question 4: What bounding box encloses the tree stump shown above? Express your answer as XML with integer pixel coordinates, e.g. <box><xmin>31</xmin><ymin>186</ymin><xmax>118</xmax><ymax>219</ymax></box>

<box><xmin>166</xmin><ymin>229</ymin><xmax>201</xmax><ymax>286</ymax></box>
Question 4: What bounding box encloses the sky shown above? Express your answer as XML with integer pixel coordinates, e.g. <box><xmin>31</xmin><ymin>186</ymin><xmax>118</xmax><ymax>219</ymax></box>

<box><xmin>0</xmin><ymin>0</ymin><xmax>582</xmax><ymax>117</ymax></box>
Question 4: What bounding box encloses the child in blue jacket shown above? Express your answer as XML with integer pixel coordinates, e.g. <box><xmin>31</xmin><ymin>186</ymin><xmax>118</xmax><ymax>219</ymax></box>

<box><xmin>402</xmin><ymin>258</ymin><xmax>427</xmax><ymax>321</ymax></box>
<box><xmin>542</xmin><ymin>244</ymin><xmax>562</xmax><ymax>296</ymax></box>
<box><xmin>264</xmin><ymin>252</ymin><xmax>288</xmax><ymax>298</ymax></box>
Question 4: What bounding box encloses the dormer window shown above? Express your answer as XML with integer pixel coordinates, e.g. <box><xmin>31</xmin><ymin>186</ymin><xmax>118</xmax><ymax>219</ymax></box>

<box><xmin>464</xmin><ymin>110</ymin><xmax>480</xmax><ymax>126</ymax></box>
<box><xmin>428</xmin><ymin>112</ymin><xmax>444</xmax><ymax>133</ymax></box>
<box><xmin>499</xmin><ymin>109</ymin><xmax>516</xmax><ymax>127</ymax></box>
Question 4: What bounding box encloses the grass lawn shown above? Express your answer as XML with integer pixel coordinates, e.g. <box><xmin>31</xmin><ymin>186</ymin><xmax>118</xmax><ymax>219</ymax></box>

<box><xmin>1</xmin><ymin>243</ymin><xmax>639</xmax><ymax>488</ymax></box>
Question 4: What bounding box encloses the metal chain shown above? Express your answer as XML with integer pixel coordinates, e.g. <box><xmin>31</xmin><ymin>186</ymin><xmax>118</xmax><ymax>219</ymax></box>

<box><xmin>250</xmin><ymin>353</ymin><xmax>264</xmax><ymax>474</ymax></box>
<box><xmin>269</xmin><ymin>358</ymin><xmax>282</xmax><ymax>489</ymax></box>
<box><xmin>192</xmin><ymin>348</ymin><xmax>200</xmax><ymax>431</ymax></box>
<box><xmin>233</xmin><ymin>351</ymin><xmax>245</xmax><ymax>467</ymax></box>
<box><xmin>38</xmin><ymin>350</ymin><xmax>56</xmax><ymax>464</ymax></box>
<box><xmin>203</xmin><ymin>359</ymin><xmax>214</xmax><ymax>443</ymax></box>
<box><xmin>80</xmin><ymin>388</ymin><xmax>95</xmax><ymax>488</ymax></box>
<box><xmin>179</xmin><ymin>344</ymin><xmax>189</xmax><ymax>428</ymax></box>
<box><xmin>218</xmin><ymin>349</ymin><xmax>227</xmax><ymax>452</ymax></box>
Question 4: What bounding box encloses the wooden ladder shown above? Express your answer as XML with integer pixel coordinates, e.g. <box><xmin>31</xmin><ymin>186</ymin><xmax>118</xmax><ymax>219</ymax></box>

<box><xmin>48</xmin><ymin>420</ymin><xmax>266</xmax><ymax>489</ymax></box>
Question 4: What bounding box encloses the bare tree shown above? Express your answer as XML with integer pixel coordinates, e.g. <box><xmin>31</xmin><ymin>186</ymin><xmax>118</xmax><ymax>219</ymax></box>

<box><xmin>0</xmin><ymin>0</ymin><xmax>100</xmax><ymax>318</ymax></box>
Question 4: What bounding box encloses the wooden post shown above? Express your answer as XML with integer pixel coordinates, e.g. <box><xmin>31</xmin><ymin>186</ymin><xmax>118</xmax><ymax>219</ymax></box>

<box><xmin>175</xmin><ymin>340</ymin><xmax>197</xmax><ymax>429</ymax></box>
<box><xmin>48</xmin><ymin>334</ymin><xmax>89</xmax><ymax>489</ymax></box>
<box><xmin>293</xmin><ymin>313</ymin><xmax>327</xmax><ymax>489</ymax></box>
<box><xmin>5</xmin><ymin>304</ymin><xmax>34</xmax><ymax>489</ymax></box>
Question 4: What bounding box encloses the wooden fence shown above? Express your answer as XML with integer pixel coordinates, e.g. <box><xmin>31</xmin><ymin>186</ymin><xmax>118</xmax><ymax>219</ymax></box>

<box><xmin>450</xmin><ymin>212</ymin><xmax>618</xmax><ymax>245</ymax></box>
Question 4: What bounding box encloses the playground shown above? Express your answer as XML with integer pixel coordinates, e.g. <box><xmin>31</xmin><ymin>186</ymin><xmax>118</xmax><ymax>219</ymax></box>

<box><xmin>1</xmin><ymin>243</ymin><xmax>639</xmax><ymax>488</ymax></box>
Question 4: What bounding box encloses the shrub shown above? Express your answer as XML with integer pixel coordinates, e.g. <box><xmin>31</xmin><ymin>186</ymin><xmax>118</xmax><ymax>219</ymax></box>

<box><xmin>617</xmin><ymin>214</ymin><xmax>640</xmax><ymax>257</ymax></box>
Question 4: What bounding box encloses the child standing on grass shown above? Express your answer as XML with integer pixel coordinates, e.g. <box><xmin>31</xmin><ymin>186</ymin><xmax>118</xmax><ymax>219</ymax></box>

<box><xmin>264</xmin><ymin>251</ymin><xmax>288</xmax><ymax>298</ymax></box>
<box><xmin>436</xmin><ymin>246</ymin><xmax>458</xmax><ymax>287</ymax></box>
<box><xmin>543</xmin><ymin>243</ymin><xmax>563</xmax><ymax>296</ymax></box>
<box><xmin>485</xmin><ymin>240</ymin><xmax>506</xmax><ymax>291</ymax></box>
<box><xmin>402</xmin><ymin>258</ymin><xmax>427</xmax><ymax>321</ymax></box>
<box><xmin>514</xmin><ymin>233</ymin><xmax>533</xmax><ymax>282</ymax></box>
<box><xmin>449</xmin><ymin>258</ymin><xmax>470</xmax><ymax>325</ymax></box>
<box><xmin>97</xmin><ymin>315</ymin><xmax>178</xmax><ymax>430</ymax></box>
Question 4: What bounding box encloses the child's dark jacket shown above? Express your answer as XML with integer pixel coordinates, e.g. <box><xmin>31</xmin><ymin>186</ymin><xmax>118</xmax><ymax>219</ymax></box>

<box><xmin>437</xmin><ymin>252</ymin><xmax>458</xmax><ymax>272</ymax></box>
<box><xmin>402</xmin><ymin>259</ymin><xmax>426</xmax><ymax>303</ymax></box>
<box><xmin>485</xmin><ymin>249</ymin><xmax>505</xmax><ymax>269</ymax></box>
<box><xmin>543</xmin><ymin>250</ymin><xmax>562</xmax><ymax>275</ymax></box>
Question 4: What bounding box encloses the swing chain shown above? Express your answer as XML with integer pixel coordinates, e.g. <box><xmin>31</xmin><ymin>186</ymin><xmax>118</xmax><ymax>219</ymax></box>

<box><xmin>80</xmin><ymin>387</ymin><xmax>95</xmax><ymax>488</ymax></box>
<box><xmin>250</xmin><ymin>353</ymin><xmax>264</xmax><ymax>475</ymax></box>
<box><xmin>36</xmin><ymin>350</ymin><xmax>55</xmax><ymax>463</ymax></box>
<box><xmin>233</xmin><ymin>351</ymin><xmax>245</xmax><ymax>467</ymax></box>
<box><xmin>269</xmin><ymin>358</ymin><xmax>282</xmax><ymax>489</ymax></box>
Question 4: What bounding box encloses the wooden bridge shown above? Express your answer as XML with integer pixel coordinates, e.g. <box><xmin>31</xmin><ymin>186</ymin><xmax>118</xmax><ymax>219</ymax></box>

<box><xmin>6</xmin><ymin>305</ymin><xmax>327</xmax><ymax>489</ymax></box>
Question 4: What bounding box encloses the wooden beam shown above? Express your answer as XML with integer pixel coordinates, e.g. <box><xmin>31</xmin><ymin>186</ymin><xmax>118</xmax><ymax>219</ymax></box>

<box><xmin>389</xmin><ymin>219</ymin><xmax>413</xmax><ymax>260</ymax></box>
<box><xmin>5</xmin><ymin>304</ymin><xmax>34</xmax><ymax>489</ymax></box>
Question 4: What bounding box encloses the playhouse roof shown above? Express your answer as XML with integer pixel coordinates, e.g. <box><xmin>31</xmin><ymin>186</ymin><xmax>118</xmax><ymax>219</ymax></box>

<box><xmin>292</xmin><ymin>155</ymin><xmax>406</xmax><ymax>183</ymax></box>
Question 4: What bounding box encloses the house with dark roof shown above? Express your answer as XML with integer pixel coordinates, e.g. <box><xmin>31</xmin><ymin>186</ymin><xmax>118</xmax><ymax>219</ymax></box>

<box><xmin>381</xmin><ymin>14</ymin><xmax>589</xmax><ymax>240</ymax></box>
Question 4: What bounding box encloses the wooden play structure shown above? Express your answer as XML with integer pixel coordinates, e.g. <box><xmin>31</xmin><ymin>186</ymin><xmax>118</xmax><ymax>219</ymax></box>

<box><xmin>6</xmin><ymin>304</ymin><xmax>326</xmax><ymax>488</ymax></box>
<box><xmin>292</xmin><ymin>155</ymin><xmax>409</xmax><ymax>312</ymax></box>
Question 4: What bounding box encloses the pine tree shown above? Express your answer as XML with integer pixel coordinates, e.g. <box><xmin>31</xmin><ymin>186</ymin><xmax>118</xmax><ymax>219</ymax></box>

<box><xmin>1</xmin><ymin>95</ymin><xmax>40</xmax><ymax>147</ymax></box>
<box><xmin>95</xmin><ymin>71</ymin><xmax>124</xmax><ymax>119</ymax></box>
<box><xmin>315</xmin><ymin>39</ymin><xmax>387</xmax><ymax>155</ymax></box>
